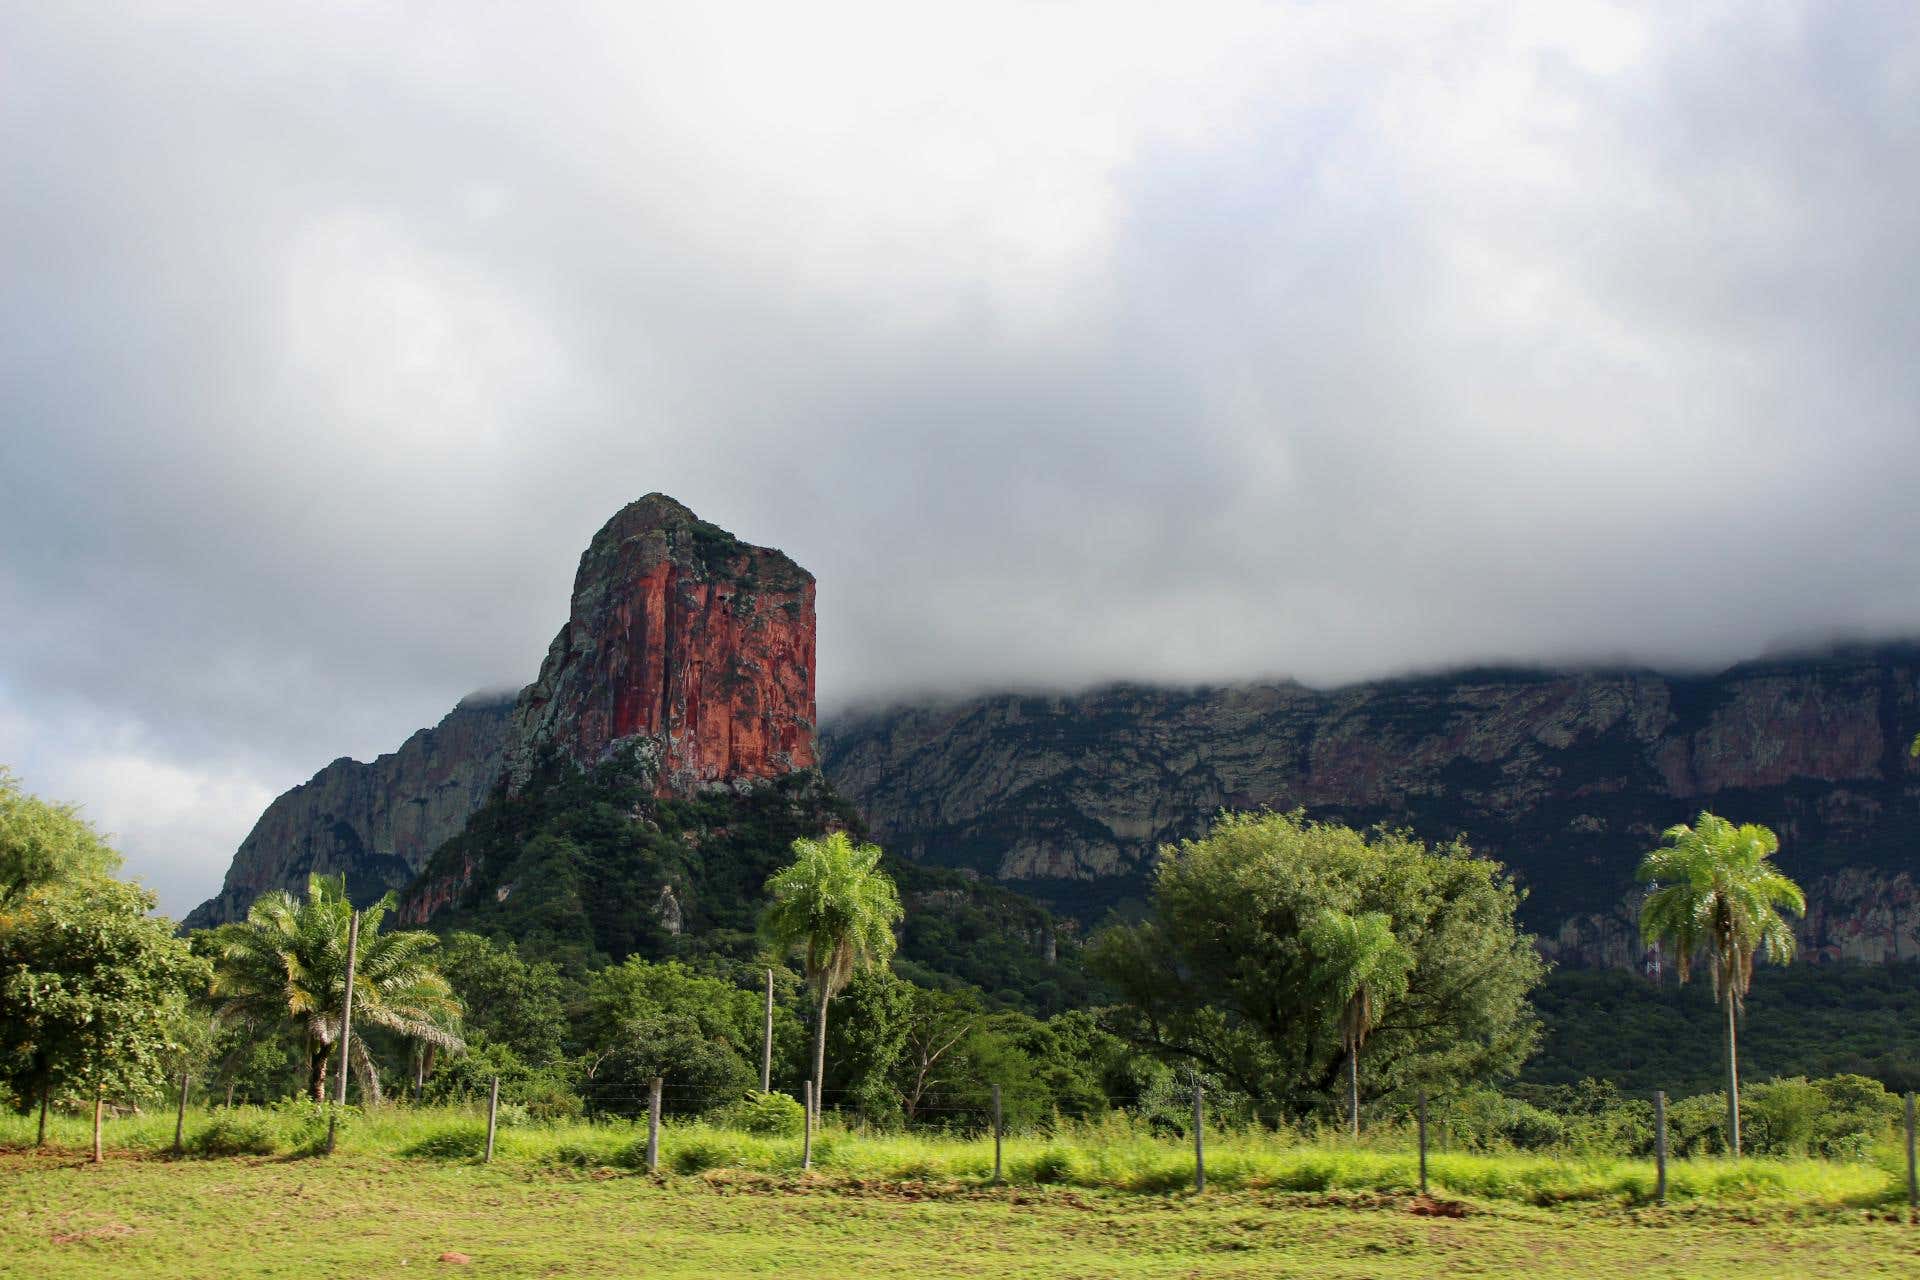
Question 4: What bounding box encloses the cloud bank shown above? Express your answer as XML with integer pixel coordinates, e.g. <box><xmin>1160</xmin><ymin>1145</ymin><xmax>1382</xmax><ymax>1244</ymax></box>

<box><xmin>3</xmin><ymin>2</ymin><xmax>1917</xmax><ymax>914</ymax></box>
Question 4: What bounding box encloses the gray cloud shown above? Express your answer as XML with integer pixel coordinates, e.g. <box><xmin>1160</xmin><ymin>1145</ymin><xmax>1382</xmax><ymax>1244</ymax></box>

<box><xmin>3</xmin><ymin>2</ymin><xmax>1918</xmax><ymax>915</ymax></box>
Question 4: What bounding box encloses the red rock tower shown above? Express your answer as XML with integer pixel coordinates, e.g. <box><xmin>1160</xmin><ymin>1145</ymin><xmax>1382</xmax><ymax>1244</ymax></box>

<box><xmin>503</xmin><ymin>494</ymin><xmax>817</xmax><ymax>792</ymax></box>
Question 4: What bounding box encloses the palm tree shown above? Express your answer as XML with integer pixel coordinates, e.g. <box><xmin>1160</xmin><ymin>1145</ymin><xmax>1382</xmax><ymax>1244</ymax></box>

<box><xmin>1303</xmin><ymin>909</ymin><xmax>1412</xmax><ymax>1139</ymax></box>
<box><xmin>760</xmin><ymin>832</ymin><xmax>902</xmax><ymax>1117</ymax></box>
<box><xmin>208</xmin><ymin>873</ymin><xmax>464</xmax><ymax>1102</ymax></box>
<box><xmin>1637</xmin><ymin>812</ymin><xmax>1804</xmax><ymax>1157</ymax></box>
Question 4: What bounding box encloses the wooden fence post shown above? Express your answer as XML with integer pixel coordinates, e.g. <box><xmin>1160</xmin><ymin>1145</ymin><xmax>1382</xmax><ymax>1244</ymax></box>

<box><xmin>1654</xmin><ymin>1090</ymin><xmax>1668</xmax><ymax>1206</ymax></box>
<box><xmin>326</xmin><ymin>909</ymin><xmax>361</xmax><ymax>1156</ymax></box>
<box><xmin>1417</xmin><ymin>1091</ymin><xmax>1428</xmax><ymax>1196</ymax></box>
<box><xmin>647</xmin><ymin>1077</ymin><xmax>663</xmax><ymax>1173</ymax></box>
<box><xmin>484</xmin><ymin>1075</ymin><xmax>500</xmax><ymax>1163</ymax></box>
<box><xmin>762</xmin><ymin>969</ymin><xmax>774</xmax><ymax>1094</ymax></box>
<box><xmin>992</xmin><ymin>1084</ymin><xmax>1004</xmax><ymax>1183</ymax></box>
<box><xmin>1192</xmin><ymin>1081</ymin><xmax>1205</xmax><ymax>1193</ymax></box>
<box><xmin>1905</xmin><ymin>1091</ymin><xmax>1916</xmax><ymax>1214</ymax></box>
<box><xmin>174</xmin><ymin>1072</ymin><xmax>190</xmax><ymax>1155</ymax></box>
<box><xmin>802</xmin><ymin>1081</ymin><xmax>814</xmax><ymax>1171</ymax></box>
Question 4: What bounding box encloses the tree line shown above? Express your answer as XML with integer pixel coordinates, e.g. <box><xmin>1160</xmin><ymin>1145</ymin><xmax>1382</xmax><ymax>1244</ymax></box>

<box><xmin>2</xmin><ymin>763</ymin><xmax>1817</xmax><ymax>1162</ymax></box>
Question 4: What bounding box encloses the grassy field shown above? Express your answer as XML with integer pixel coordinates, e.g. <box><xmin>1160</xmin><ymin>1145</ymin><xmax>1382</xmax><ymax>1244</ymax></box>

<box><xmin>5</xmin><ymin>1107</ymin><xmax>1919</xmax><ymax>1277</ymax></box>
<box><xmin>7</xmin><ymin>1149</ymin><xmax>1920</xmax><ymax>1279</ymax></box>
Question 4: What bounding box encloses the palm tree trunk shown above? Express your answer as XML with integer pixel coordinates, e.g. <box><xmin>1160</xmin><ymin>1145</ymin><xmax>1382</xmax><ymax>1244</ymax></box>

<box><xmin>1348</xmin><ymin>1043</ymin><xmax>1360</xmax><ymax>1141</ymax></box>
<box><xmin>812</xmin><ymin>986</ymin><xmax>831</xmax><ymax>1119</ymax></box>
<box><xmin>37</xmin><ymin>1081</ymin><xmax>50</xmax><ymax>1148</ymax></box>
<box><xmin>1725</xmin><ymin>993</ymin><xmax>1741</xmax><ymax>1158</ymax></box>
<box><xmin>91</xmin><ymin>1087</ymin><xmax>103</xmax><ymax>1164</ymax></box>
<box><xmin>309</xmin><ymin>1044</ymin><xmax>331</xmax><ymax>1103</ymax></box>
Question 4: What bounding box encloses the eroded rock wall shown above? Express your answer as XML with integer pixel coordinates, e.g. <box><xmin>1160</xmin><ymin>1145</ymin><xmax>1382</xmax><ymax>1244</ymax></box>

<box><xmin>822</xmin><ymin>648</ymin><xmax>1920</xmax><ymax>965</ymax></box>
<box><xmin>182</xmin><ymin>695</ymin><xmax>512</xmax><ymax>928</ymax></box>
<box><xmin>504</xmin><ymin>493</ymin><xmax>817</xmax><ymax>792</ymax></box>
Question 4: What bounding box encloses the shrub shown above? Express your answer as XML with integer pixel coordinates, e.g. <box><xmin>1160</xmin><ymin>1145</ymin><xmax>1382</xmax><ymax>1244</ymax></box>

<box><xmin>1440</xmin><ymin>1089</ymin><xmax>1564</xmax><ymax>1151</ymax></box>
<box><xmin>1020</xmin><ymin>1148</ymin><xmax>1076</xmax><ymax>1184</ymax></box>
<box><xmin>401</xmin><ymin>1126</ymin><xmax>488</xmax><ymax>1161</ymax></box>
<box><xmin>721</xmin><ymin>1090</ymin><xmax>805</xmax><ymax>1137</ymax></box>
<box><xmin>522</xmin><ymin>1080</ymin><xmax>584</xmax><ymax>1123</ymax></box>
<box><xmin>190</xmin><ymin>1112</ymin><xmax>279</xmax><ymax>1157</ymax></box>
<box><xmin>1666</xmin><ymin>1093</ymin><xmax>1729</xmax><ymax>1157</ymax></box>
<box><xmin>1506</xmin><ymin>1104</ymin><xmax>1567</xmax><ymax>1151</ymax></box>
<box><xmin>271</xmin><ymin>1098</ymin><xmax>339</xmax><ymax>1156</ymax></box>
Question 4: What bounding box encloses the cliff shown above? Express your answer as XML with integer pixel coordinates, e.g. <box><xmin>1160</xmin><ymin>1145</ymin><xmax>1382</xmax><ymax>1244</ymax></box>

<box><xmin>820</xmin><ymin>647</ymin><xmax>1920</xmax><ymax>967</ymax></box>
<box><xmin>182</xmin><ymin>695</ymin><xmax>512</xmax><ymax>928</ymax></box>
<box><xmin>504</xmin><ymin>493</ymin><xmax>817</xmax><ymax>792</ymax></box>
<box><xmin>188</xmin><ymin>494</ymin><xmax>818</xmax><ymax>929</ymax></box>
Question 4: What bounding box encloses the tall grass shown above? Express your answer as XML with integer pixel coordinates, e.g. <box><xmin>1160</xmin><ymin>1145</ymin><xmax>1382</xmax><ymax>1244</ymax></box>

<box><xmin>2</xmin><ymin>1104</ymin><xmax>1902</xmax><ymax>1209</ymax></box>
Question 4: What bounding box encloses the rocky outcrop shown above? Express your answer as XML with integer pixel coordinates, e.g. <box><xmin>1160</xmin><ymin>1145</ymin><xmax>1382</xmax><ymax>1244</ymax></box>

<box><xmin>191</xmin><ymin>495</ymin><xmax>818</xmax><ymax>929</ymax></box>
<box><xmin>183</xmin><ymin>695</ymin><xmax>512</xmax><ymax>928</ymax></box>
<box><xmin>504</xmin><ymin>493</ymin><xmax>816</xmax><ymax>793</ymax></box>
<box><xmin>821</xmin><ymin>647</ymin><xmax>1920</xmax><ymax>965</ymax></box>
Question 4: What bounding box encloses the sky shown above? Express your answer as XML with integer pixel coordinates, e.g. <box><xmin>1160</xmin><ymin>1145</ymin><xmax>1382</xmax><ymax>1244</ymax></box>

<box><xmin>3</xmin><ymin>2</ymin><xmax>1919</xmax><ymax>917</ymax></box>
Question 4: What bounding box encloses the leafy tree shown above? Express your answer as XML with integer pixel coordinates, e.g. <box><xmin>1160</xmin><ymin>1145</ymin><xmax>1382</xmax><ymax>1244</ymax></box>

<box><xmin>1</xmin><ymin>875</ymin><xmax>206</xmax><ymax>1160</ymax></box>
<box><xmin>1637</xmin><ymin>812</ymin><xmax>1805</xmax><ymax>1156</ymax></box>
<box><xmin>891</xmin><ymin>984</ymin><xmax>984</xmax><ymax>1122</ymax></box>
<box><xmin>584</xmin><ymin>1012</ymin><xmax>753</xmax><ymax>1118</ymax></box>
<box><xmin>760</xmin><ymin>832</ymin><xmax>903</xmax><ymax>1114</ymax></box>
<box><xmin>1089</xmin><ymin>811</ymin><xmax>1543</xmax><ymax>1121</ymax></box>
<box><xmin>206</xmin><ymin>874</ymin><xmax>464</xmax><ymax>1102</ymax></box>
<box><xmin>579</xmin><ymin>957</ymin><xmax>766</xmax><ymax>1058</ymax></box>
<box><xmin>0</xmin><ymin>767</ymin><xmax>119</xmax><ymax>908</ymax></box>
<box><xmin>1303</xmin><ymin>909</ymin><xmax>1412</xmax><ymax>1137</ymax></box>
<box><xmin>817</xmin><ymin>967</ymin><xmax>912</xmax><ymax>1118</ymax></box>
<box><xmin>438</xmin><ymin>933</ymin><xmax>572</xmax><ymax>1067</ymax></box>
<box><xmin>0</xmin><ymin>772</ymin><xmax>204</xmax><ymax>1157</ymax></box>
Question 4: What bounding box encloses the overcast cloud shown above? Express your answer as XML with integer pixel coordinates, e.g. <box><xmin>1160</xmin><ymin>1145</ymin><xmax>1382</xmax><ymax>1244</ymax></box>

<box><xmin>4</xmin><ymin>2</ymin><xmax>1918</xmax><ymax>916</ymax></box>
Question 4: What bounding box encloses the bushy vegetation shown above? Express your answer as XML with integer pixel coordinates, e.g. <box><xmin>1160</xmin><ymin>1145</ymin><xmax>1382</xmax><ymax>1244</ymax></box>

<box><xmin>1526</xmin><ymin>962</ymin><xmax>1920</xmax><ymax>1094</ymax></box>
<box><xmin>1090</xmin><ymin>811</ymin><xmax>1545</xmax><ymax>1119</ymax></box>
<box><xmin>4</xmin><ymin>757</ymin><xmax>1888</xmax><ymax>1211</ymax></box>
<box><xmin>4</xmin><ymin>1097</ymin><xmax>1909</xmax><ymax>1209</ymax></box>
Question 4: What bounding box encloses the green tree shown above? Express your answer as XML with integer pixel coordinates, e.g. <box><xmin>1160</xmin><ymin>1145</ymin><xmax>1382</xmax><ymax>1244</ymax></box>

<box><xmin>818</xmin><ymin>967</ymin><xmax>912</xmax><ymax>1118</ymax></box>
<box><xmin>206</xmin><ymin>874</ymin><xmax>464</xmax><ymax>1102</ymax></box>
<box><xmin>890</xmin><ymin>984</ymin><xmax>984</xmax><ymax>1122</ymax></box>
<box><xmin>1303</xmin><ymin>909</ymin><xmax>1412</xmax><ymax>1138</ymax></box>
<box><xmin>0</xmin><ymin>772</ymin><xmax>204</xmax><ymax>1157</ymax></box>
<box><xmin>438</xmin><ymin>933</ymin><xmax>572</xmax><ymax>1068</ymax></box>
<box><xmin>0</xmin><ymin>767</ymin><xmax>119</xmax><ymax>908</ymax></box>
<box><xmin>1637</xmin><ymin>811</ymin><xmax>1804</xmax><ymax>1157</ymax></box>
<box><xmin>579</xmin><ymin>956</ymin><xmax>765</xmax><ymax>1060</ymax></box>
<box><xmin>1089</xmin><ymin>811</ymin><xmax>1543</xmax><ymax>1120</ymax></box>
<box><xmin>583</xmin><ymin>1010</ymin><xmax>753</xmax><ymax>1119</ymax></box>
<box><xmin>1</xmin><ymin>875</ymin><xmax>206</xmax><ymax>1160</ymax></box>
<box><xmin>760</xmin><ymin>832</ymin><xmax>903</xmax><ymax>1115</ymax></box>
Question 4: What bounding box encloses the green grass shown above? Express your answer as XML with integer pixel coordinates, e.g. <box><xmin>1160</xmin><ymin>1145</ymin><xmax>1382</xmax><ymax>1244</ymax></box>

<box><xmin>1</xmin><ymin>1103</ymin><xmax>1909</xmax><ymax>1210</ymax></box>
<box><xmin>6</xmin><ymin>1149</ymin><xmax>1920</xmax><ymax>1279</ymax></box>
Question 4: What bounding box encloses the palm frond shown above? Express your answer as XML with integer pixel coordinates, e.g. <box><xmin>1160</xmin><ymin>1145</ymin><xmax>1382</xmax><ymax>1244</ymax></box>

<box><xmin>1634</xmin><ymin>811</ymin><xmax>1803</xmax><ymax>1009</ymax></box>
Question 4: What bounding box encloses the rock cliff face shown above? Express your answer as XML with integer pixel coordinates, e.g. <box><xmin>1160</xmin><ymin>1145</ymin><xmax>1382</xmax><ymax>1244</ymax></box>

<box><xmin>820</xmin><ymin>647</ymin><xmax>1920</xmax><ymax>966</ymax></box>
<box><xmin>505</xmin><ymin>494</ymin><xmax>816</xmax><ymax>792</ymax></box>
<box><xmin>188</xmin><ymin>495</ymin><xmax>817</xmax><ymax>928</ymax></box>
<box><xmin>182</xmin><ymin>695</ymin><xmax>513</xmax><ymax>928</ymax></box>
